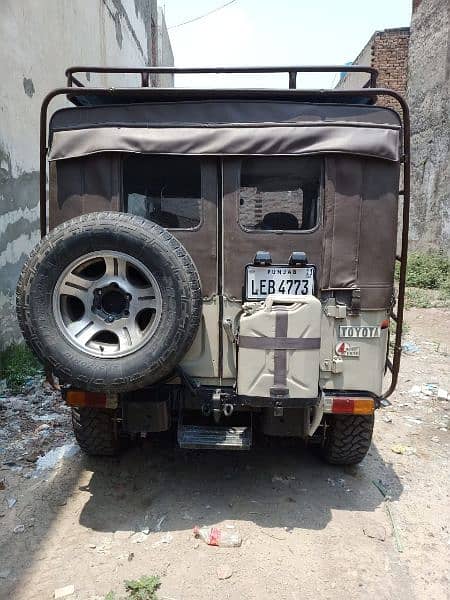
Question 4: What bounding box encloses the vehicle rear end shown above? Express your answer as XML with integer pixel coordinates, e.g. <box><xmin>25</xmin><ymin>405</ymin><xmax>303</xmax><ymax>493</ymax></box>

<box><xmin>17</xmin><ymin>66</ymin><xmax>409</xmax><ymax>463</ymax></box>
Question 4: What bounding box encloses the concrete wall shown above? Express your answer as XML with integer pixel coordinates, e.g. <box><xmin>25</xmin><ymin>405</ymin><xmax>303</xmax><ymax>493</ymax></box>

<box><xmin>0</xmin><ymin>0</ymin><xmax>173</xmax><ymax>351</ymax></box>
<box><xmin>407</xmin><ymin>0</ymin><xmax>450</xmax><ymax>254</ymax></box>
<box><xmin>336</xmin><ymin>18</ymin><xmax>450</xmax><ymax>256</ymax></box>
<box><xmin>336</xmin><ymin>36</ymin><xmax>375</xmax><ymax>90</ymax></box>
<box><xmin>158</xmin><ymin>8</ymin><xmax>175</xmax><ymax>87</ymax></box>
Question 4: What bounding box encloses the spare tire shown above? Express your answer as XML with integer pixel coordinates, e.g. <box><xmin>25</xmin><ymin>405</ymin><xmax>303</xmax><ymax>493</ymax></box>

<box><xmin>16</xmin><ymin>212</ymin><xmax>202</xmax><ymax>392</ymax></box>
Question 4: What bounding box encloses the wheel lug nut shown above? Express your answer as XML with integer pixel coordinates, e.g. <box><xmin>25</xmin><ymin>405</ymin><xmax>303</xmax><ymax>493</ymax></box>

<box><xmin>106</xmin><ymin>316</ymin><xmax>114</xmax><ymax>323</ymax></box>
<box><xmin>125</xmin><ymin>294</ymin><xmax>131</xmax><ymax>300</ymax></box>
<box><xmin>124</xmin><ymin>310</ymin><xmax>130</xmax><ymax>316</ymax></box>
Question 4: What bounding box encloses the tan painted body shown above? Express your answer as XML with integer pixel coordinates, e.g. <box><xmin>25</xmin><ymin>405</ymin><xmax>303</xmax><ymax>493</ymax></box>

<box><xmin>180</xmin><ymin>296</ymin><xmax>388</xmax><ymax>397</ymax></box>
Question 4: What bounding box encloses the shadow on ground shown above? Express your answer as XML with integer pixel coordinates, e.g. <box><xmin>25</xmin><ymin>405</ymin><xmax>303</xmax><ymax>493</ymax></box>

<box><xmin>78</xmin><ymin>436</ymin><xmax>403</xmax><ymax>534</ymax></box>
<box><xmin>3</xmin><ymin>436</ymin><xmax>403</xmax><ymax>598</ymax></box>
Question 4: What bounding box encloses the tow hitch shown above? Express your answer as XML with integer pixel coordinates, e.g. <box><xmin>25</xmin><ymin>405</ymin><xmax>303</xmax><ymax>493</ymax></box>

<box><xmin>202</xmin><ymin>389</ymin><xmax>234</xmax><ymax>423</ymax></box>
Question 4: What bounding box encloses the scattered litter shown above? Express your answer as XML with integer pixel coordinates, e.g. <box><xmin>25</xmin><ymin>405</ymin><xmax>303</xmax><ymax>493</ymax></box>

<box><xmin>402</xmin><ymin>341</ymin><xmax>420</xmax><ymax>354</ymax></box>
<box><xmin>363</xmin><ymin>522</ymin><xmax>386</xmax><ymax>541</ymax></box>
<box><xmin>128</xmin><ymin>552</ymin><xmax>134</xmax><ymax>562</ymax></box>
<box><xmin>35</xmin><ymin>423</ymin><xmax>51</xmax><ymax>434</ymax></box>
<box><xmin>216</xmin><ymin>564</ymin><xmax>233</xmax><ymax>580</ymax></box>
<box><xmin>54</xmin><ymin>584</ymin><xmax>75</xmax><ymax>599</ymax></box>
<box><xmin>155</xmin><ymin>514</ymin><xmax>167</xmax><ymax>531</ymax></box>
<box><xmin>372</xmin><ymin>480</ymin><xmax>403</xmax><ymax>552</ymax></box>
<box><xmin>327</xmin><ymin>477</ymin><xmax>346</xmax><ymax>487</ymax></box>
<box><xmin>272</xmin><ymin>474</ymin><xmax>296</xmax><ymax>483</ymax></box>
<box><xmin>35</xmin><ymin>443</ymin><xmax>79</xmax><ymax>471</ymax></box>
<box><xmin>194</xmin><ymin>525</ymin><xmax>242</xmax><ymax>547</ymax></box>
<box><xmin>141</xmin><ymin>526</ymin><xmax>150</xmax><ymax>535</ymax></box>
<box><xmin>152</xmin><ymin>533</ymin><xmax>173</xmax><ymax>547</ymax></box>
<box><xmin>391</xmin><ymin>444</ymin><xmax>415</xmax><ymax>455</ymax></box>
<box><xmin>6</xmin><ymin>497</ymin><xmax>17</xmax><ymax>509</ymax></box>
<box><xmin>405</xmin><ymin>417</ymin><xmax>422</xmax><ymax>425</ymax></box>
<box><xmin>431</xmin><ymin>436</ymin><xmax>440</xmax><ymax>443</ymax></box>
<box><xmin>0</xmin><ymin>375</ymin><xmax>72</xmax><ymax>470</ymax></box>
<box><xmin>13</xmin><ymin>524</ymin><xmax>25</xmax><ymax>534</ymax></box>
<box><xmin>437</xmin><ymin>388</ymin><xmax>448</xmax><ymax>401</ymax></box>
<box><xmin>409</xmin><ymin>385</ymin><xmax>421</xmax><ymax>396</ymax></box>
<box><xmin>383</xmin><ymin>415</ymin><xmax>393</xmax><ymax>423</ymax></box>
<box><xmin>31</xmin><ymin>413</ymin><xmax>61</xmax><ymax>422</ymax></box>
<box><xmin>422</xmin><ymin>383</ymin><xmax>438</xmax><ymax>397</ymax></box>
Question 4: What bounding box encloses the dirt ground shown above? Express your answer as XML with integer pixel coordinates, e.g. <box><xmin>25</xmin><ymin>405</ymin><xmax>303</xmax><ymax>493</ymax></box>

<box><xmin>0</xmin><ymin>308</ymin><xmax>449</xmax><ymax>600</ymax></box>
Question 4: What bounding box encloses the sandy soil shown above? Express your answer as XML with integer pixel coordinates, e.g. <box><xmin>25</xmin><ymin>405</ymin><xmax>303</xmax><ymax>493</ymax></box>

<box><xmin>0</xmin><ymin>308</ymin><xmax>449</xmax><ymax>600</ymax></box>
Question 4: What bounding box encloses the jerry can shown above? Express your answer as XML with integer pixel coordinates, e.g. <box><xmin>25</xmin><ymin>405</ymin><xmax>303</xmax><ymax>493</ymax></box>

<box><xmin>237</xmin><ymin>295</ymin><xmax>321</xmax><ymax>399</ymax></box>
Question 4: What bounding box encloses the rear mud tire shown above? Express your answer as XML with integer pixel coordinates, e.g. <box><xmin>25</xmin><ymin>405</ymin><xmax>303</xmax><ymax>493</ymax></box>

<box><xmin>320</xmin><ymin>414</ymin><xmax>374</xmax><ymax>465</ymax></box>
<box><xmin>72</xmin><ymin>407</ymin><xmax>122</xmax><ymax>456</ymax></box>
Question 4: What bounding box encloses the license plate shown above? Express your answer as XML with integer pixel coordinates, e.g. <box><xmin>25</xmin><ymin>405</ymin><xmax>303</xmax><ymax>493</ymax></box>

<box><xmin>245</xmin><ymin>265</ymin><xmax>315</xmax><ymax>300</ymax></box>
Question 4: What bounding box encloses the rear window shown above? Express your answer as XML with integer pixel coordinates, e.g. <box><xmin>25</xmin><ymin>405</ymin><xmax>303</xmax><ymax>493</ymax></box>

<box><xmin>239</xmin><ymin>157</ymin><xmax>321</xmax><ymax>231</ymax></box>
<box><xmin>123</xmin><ymin>155</ymin><xmax>202</xmax><ymax>229</ymax></box>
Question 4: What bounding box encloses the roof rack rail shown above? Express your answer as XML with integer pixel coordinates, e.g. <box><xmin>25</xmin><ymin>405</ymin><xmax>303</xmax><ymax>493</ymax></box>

<box><xmin>65</xmin><ymin>65</ymin><xmax>378</xmax><ymax>89</ymax></box>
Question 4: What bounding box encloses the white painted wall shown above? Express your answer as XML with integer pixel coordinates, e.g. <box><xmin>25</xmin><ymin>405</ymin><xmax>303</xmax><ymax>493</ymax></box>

<box><xmin>0</xmin><ymin>0</ymin><xmax>173</xmax><ymax>350</ymax></box>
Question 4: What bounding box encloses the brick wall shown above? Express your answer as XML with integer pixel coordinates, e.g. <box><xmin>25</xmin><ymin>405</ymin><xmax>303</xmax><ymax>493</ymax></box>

<box><xmin>336</xmin><ymin>27</ymin><xmax>410</xmax><ymax>112</ymax></box>
<box><xmin>371</xmin><ymin>28</ymin><xmax>410</xmax><ymax>111</ymax></box>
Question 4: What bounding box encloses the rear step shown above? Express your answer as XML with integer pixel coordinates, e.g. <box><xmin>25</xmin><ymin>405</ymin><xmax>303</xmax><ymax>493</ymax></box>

<box><xmin>177</xmin><ymin>425</ymin><xmax>252</xmax><ymax>450</ymax></box>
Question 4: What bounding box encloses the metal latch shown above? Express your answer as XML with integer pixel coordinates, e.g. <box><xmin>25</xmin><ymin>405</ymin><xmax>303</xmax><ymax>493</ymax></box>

<box><xmin>324</xmin><ymin>304</ymin><xmax>347</xmax><ymax>318</ymax></box>
<box><xmin>320</xmin><ymin>358</ymin><xmax>344</xmax><ymax>374</ymax></box>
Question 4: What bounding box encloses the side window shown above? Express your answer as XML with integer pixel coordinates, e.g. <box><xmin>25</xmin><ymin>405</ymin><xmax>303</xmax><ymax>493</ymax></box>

<box><xmin>239</xmin><ymin>157</ymin><xmax>321</xmax><ymax>231</ymax></box>
<box><xmin>123</xmin><ymin>155</ymin><xmax>202</xmax><ymax>229</ymax></box>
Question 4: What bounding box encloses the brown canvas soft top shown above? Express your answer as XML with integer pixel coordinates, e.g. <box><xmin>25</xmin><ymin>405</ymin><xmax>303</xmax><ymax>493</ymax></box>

<box><xmin>48</xmin><ymin>100</ymin><xmax>401</xmax><ymax>162</ymax></box>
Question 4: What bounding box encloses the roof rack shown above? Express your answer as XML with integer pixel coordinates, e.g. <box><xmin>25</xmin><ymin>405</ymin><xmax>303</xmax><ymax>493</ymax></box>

<box><xmin>65</xmin><ymin>65</ymin><xmax>378</xmax><ymax>89</ymax></box>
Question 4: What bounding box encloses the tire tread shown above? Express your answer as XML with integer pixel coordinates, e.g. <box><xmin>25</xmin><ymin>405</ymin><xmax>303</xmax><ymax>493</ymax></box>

<box><xmin>72</xmin><ymin>407</ymin><xmax>119</xmax><ymax>456</ymax></box>
<box><xmin>321</xmin><ymin>414</ymin><xmax>374</xmax><ymax>465</ymax></box>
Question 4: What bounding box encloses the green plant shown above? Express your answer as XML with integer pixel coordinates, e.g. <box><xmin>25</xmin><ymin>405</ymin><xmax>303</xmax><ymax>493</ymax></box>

<box><xmin>405</xmin><ymin>287</ymin><xmax>433</xmax><ymax>309</ymax></box>
<box><xmin>439</xmin><ymin>276</ymin><xmax>450</xmax><ymax>301</ymax></box>
<box><xmin>104</xmin><ymin>575</ymin><xmax>161</xmax><ymax>600</ymax></box>
<box><xmin>401</xmin><ymin>252</ymin><xmax>449</xmax><ymax>289</ymax></box>
<box><xmin>124</xmin><ymin>576</ymin><xmax>161</xmax><ymax>600</ymax></box>
<box><xmin>0</xmin><ymin>343</ymin><xmax>42</xmax><ymax>391</ymax></box>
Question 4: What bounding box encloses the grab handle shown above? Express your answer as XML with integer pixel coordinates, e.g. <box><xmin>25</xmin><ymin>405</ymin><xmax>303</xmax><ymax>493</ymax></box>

<box><xmin>264</xmin><ymin>294</ymin><xmax>314</xmax><ymax>311</ymax></box>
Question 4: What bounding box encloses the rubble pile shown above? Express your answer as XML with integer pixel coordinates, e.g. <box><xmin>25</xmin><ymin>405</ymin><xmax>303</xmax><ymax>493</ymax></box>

<box><xmin>0</xmin><ymin>377</ymin><xmax>72</xmax><ymax>473</ymax></box>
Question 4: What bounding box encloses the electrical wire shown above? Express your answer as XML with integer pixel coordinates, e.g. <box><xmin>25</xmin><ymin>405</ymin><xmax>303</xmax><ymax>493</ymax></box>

<box><xmin>168</xmin><ymin>0</ymin><xmax>239</xmax><ymax>29</ymax></box>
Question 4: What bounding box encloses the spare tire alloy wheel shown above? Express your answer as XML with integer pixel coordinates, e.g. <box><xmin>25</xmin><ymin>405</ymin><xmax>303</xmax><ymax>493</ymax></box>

<box><xmin>16</xmin><ymin>212</ymin><xmax>202</xmax><ymax>392</ymax></box>
<box><xmin>53</xmin><ymin>251</ymin><xmax>162</xmax><ymax>358</ymax></box>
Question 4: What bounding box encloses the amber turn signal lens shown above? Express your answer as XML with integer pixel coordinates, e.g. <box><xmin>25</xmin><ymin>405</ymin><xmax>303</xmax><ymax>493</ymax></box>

<box><xmin>65</xmin><ymin>390</ymin><xmax>107</xmax><ymax>408</ymax></box>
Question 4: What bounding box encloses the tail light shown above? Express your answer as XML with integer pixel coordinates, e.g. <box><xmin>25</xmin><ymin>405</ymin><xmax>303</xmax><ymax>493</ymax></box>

<box><xmin>323</xmin><ymin>395</ymin><xmax>375</xmax><ymax>415</ymax></box>
<box><xmin>65</xmin><ymin>390</ymin><xmax>118</xmax><ymax>408</ymax></box>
